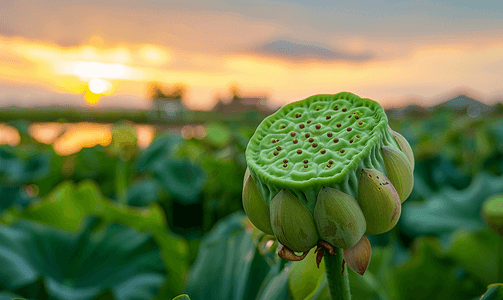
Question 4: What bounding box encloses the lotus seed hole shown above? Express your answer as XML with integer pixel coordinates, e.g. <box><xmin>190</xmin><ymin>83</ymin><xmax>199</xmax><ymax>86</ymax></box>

<box><xmin>347</xmin><ymin>127</ymin><xmax>352</xmax><ymax>132</ymax></box>
<box><xmin>327</xmin><ymin>132</ymin><xmax>333</xmax><ymax>137</ymax></box>
<box><xmin>329</xmin><ymin>160</ymin><xmax>334</xmax><ymax>164</ymax></box>
<box><xmin>303</xmin><ymin>159</ymin><xmax>308</xmax><ymax>163</ymax></box>
<box><xmin>320</xmin><ymin>149</ymin><xmax>326</xmax><ymax>154</ymax></box>
<box><xmin>307</xmin><ymin>120</ymin><xmax>312</xmax><ymax>124</ymax></box>
<box><xmin>337</xmin><ymin>124</ymin><xmax>341</xmax><ymax>128</ymax></box>
<box><xmin>356</xmin><ymin>135</ymin><xmax>360</xmax><ymax>138</ymax></box>
<box><xmin>368</xmin><ymin>174</ymin><xmax>372</xmax><ymax>178</ymax></box>
<box><xmin>355</xmin><ymin>116</ymin><xmax>359</xmax><ymax>120</ymax></box>
<box><xmin>333</xmin><ymin>138</ymin><xmax>339</xmax><ymax>143</ymax></box>
<box><xmin>296</xmin><ymin>114</ymin><xmax>301</xmax><ymax>118</ymax></box>
<box><xmin>348</xmin><ymin>115</ymin><xmax>351</xmax><ymax>118</ymax></box>
<box><xmin>316</xmin><ymin>108</ymin><xmax>320</xmax><ymax>111</ymax></box>
<box><xmin>315</xmin><ymin>124</ymin><xmax>321</xmax><ymax>129</ymax></box>
<box><xmin>283</xmin><ymin>164</ymin><xmax>287</xmax><ymax>167</ymax></box>
<box><xmin>309</xmin><ymin>137</ymin><xmax>314</xmax><ymax>142</ymax></box>
<box><xmin>281</xmin><ymin>125</ymin><xmax>285</xmax><ymax>129</ymax></box>
<box><xmin>334</xmin><ymin>106</ymin><xmax>338</xmax><ymax>110</ymax></box>
<box><xmin>297</xmin><ymin>149</ymin><xmax>302</xmax><ymax>154</ymax></box>
<box><xmin>274</xmin><ymin>152</ymin><xmax>278</xmax><ymax>156</ymax></box>
<box><xmin>276</xmin><ymin>146</ymin><xmax>281</xmax><ymax>151</ymax></box>
<box><xmin>272</xmin><ymin>139</ymin><xmax>276</xmax><ymax>143</ymax></box>
<box><xmin>359</xmin><ymin>121</ymin><xmax>363</xmax><ymax>125</ymax></box>
<box><xmin>376</xmin><ymin>176</ymin><xmax>379</xmax><ymax>179</ymax></box>
<box><xmin>300</xmin><ymin>124</ymin><xmax>305</xmax><ymax>129</ymax></box>
<box><xmin>290</xmin><ymin>132</ymin><xmax>296</xmax><ymax>137</ymax></box>
<box><xmin>342</xmin><ymin>108</ymin><xmax>347</xmax><ymax>112</ymax></box>
<box><xmin>293</xmin><ymin>139</ymin><xmax>298</xmax><ymax>144</ymax></box>
<box><xmin>283</xmin><ymin>159</ymin><xmax>288</xmax><ymax>163</ymax></box>
<box><xmin>327</xmin><ymin>164</ymin><xmax>331</xmax><ymax>168</ymax></box>
<box><xmin>350</xmin><ymin>139</ymin><xmax>354</xmax><ymax>143</ymax></box>
<box><xmin>340</xmin><ymin>149</ymin><xmax>345</xmax><ymax>153</ymax></box>
<box><xmin>312</xmin><ymin>143</ymin><xmax>318</xmax><ymax>148</ymax></box>
<box><xmin>326</xmin><ymin>116</ymin><xmax>331</xmax><ymax>120</ymax></box>
<box><xmin>305</xmin><ymin>133</ymin><xmax>310</xmax><ymax>138</ymax></box>
<box><xmin>304</xmin><ymin>165</ymin><xmax>308</xmax><ymax>168</ymax></box>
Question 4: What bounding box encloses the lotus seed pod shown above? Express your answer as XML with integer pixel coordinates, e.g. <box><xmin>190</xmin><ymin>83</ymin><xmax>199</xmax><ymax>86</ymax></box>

<box><xmin>270</xmin><ymin>189</ymin><xmax>319</xmax><ymax>252</ymax></box>
<box><xmin>389</xmin><ymin>128</ymin><xmax>414</xmax><ymax>170</ymax></box>
<box><xmin>381</xmin><ymin>146</ymin><xmax>414</xmax><ymax>203</ymax></box>
<box><xmin>314</xmin><ymin>186</ymin><xmax>366</xmax><ymax>249</ymax></box>
<box><xmin>244</xmin><ymin>92</ymin><xmax>412</xmax><ymax>256</ymax></box>
<box><xmin>357</xmin><ymin>168</ymin><xmax>401</xmax><ymax>235</ymax></box>
<box><xmin>242</xmin><ymin>172</ymin><xmax>274</xmax><ymax>235</ymax></box>
<box><xmin>482</xmin><ymin>195</ymin><xmax>503</xmax><ymax>236</ymax></box>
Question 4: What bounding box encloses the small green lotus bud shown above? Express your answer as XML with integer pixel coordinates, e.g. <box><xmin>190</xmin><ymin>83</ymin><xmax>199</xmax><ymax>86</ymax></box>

<box><xmin>389</xmin><ymin>128</ymin><xmax>414</xmax><ymax>170</ymax></box>
<box><xmin>242</xmin><ymin>172</ymin><xmax>274</xmax><ymax>235</ymax></box>
<box><xmin>357</xmin><ymin>168</ymin><xmax>401</xmax><ymax>235</ymax></box>
<box><xmin>270</xmin><ymin>190</ymin><xmax>319</xmax><ymax>252</ymax></box>
<box><xmin>314</xmin><ymin>187</ymin><xmax>366</xmax><ymax>249</ymax></box>
<box><xmin>482</xmin><ymin>194</ymin><xmax>503</xmax><ymax>236</ymax></box>
<box><xmin>381</xmin><ymin>146</ymin><xmax>414</xmax><ymax>203</ymax></box>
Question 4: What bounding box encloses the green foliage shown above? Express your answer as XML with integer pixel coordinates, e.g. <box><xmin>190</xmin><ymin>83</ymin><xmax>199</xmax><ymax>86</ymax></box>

<box><xmin>0</xmin><ymin>216</ymin><xmax>167</xmax><ymax>300</ymax></box>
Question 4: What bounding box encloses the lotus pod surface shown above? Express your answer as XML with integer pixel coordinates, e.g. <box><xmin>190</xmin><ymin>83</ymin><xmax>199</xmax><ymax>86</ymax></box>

<box><xmin>243</xmin><ymin>92</ymin><xmax>414</xmax><ymax>249</ymax></box>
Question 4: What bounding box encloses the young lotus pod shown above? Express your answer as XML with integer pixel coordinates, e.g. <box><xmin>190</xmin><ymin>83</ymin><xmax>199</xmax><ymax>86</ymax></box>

<box><xmin>357</xmin><ymin>168</ymin><xmax>401</xmax><ymax>235</ymax></box>
<box><xmin>389</xmin><ymin>128</ymin><xmax>414</xmax><ymax>170</ymax></box>
<box><xmin>242</xmin><ymin>168</ymin><xmax>274</xmax><ymax>235</ymax></box>
<box><xmin>270</xmin><ymin>189</ymin><xmax>319</xmax><ymax>252</ymax></box>
<box><xmin>481</xmin><ymin>194</ymin><xmax>503</xmax><ymax>236</ymax></box>
<box><xmin>314</xmin><ymin>186</ymin><xmax>366</xmax><ymax>249</ymax></box>
<box><xmin>381</xmin><ymin>146</ymin><xmax>414</xmax><ymax>203</ymax></box>
<box><xmin>244</xmin><ymin>92</ymin><xmax>413</xmax><ymax>259</ymax></box>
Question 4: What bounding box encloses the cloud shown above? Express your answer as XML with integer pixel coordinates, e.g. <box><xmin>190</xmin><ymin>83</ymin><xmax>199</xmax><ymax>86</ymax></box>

<box><xmin>251</xmin><ymin>38</ymin><xmax>375</xmax><ymax>62</ymax></box>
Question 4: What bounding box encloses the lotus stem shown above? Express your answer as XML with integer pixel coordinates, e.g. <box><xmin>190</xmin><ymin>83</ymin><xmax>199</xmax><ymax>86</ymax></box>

<box><xmin>324</xmin><ymin>247</ymin><xmax>351</xmax><ymax>300</ymax></box>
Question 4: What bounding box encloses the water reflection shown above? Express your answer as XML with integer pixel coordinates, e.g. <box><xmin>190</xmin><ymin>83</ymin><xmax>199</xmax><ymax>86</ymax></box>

<box><xmin>0</xmin><ymin>122</ymin><xmax>155</xmax><ymax>155</ymax></box>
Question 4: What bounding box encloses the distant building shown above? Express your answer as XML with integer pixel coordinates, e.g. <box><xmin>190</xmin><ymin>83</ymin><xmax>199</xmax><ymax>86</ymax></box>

<box><xmin>212</xmin><ymin>96</ymin><xmax>273</xmax><ymax>115</ymax></box>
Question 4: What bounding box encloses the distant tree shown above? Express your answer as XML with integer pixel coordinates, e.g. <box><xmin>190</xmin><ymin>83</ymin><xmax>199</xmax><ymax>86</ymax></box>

<box><xmin>148</xmin><ymin>83</ymin><xmax>187</xmax><ymax>100</ymax></box>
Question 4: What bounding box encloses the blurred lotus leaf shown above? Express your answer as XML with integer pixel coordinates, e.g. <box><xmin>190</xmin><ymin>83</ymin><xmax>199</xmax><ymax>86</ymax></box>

<box><xmin>72</xmin><ymin>146</ymin><xmax>116</xmax><ymax>197</ymax></box>
<box><xmin>447</xmin><ymin>229</ymin><xmax>503</xmax><ymax>285</ymax></box>
<box><xmin>0</xmin><ymin>146</ymin><xmax>51</xmax><ymax>186</ymax></box>
<box><xmin>184</xmin><ymin>212</ymin><xmax>287</xmax><ymax>300</ymax></box>
<box><xmin>12</xmin><ymin>179</ymin><xmax>188</xmax><ymax>297</ymax></box>
<box><xmin>152</xmin><ymin>157</ymin><xmax>205</xmax><ymax>205</ymax></box>
<box><xmin>135</xmin><ymin>133</ymin><xmax>183</xmax><ymax>174</ymax></box>
<box><xmin>401</xmin><ymin>172</ymin><xmax>503</xmax><ymax>238</ymax></box>
<box><xmin>0</xmin><ymin>291</ymin><xmax>24</xmax><ymax>300</ymax></box>
<box><xmin>394</xmin><ymin>237</ymin><xmax>478</xmax><ymax>300</ymax></box>
<box><xmin>126</xmin><ymin>178</ymin><xmax>167</xmax><ymax>207</ymax></box>
<box><xmin>172</xmin><ymin>295</ymin><xmax>191</xmax><ymax>300</ymax></box>
<box><xmin>203</xmin><ymin>123</ymin><xmax>232</xmax><ymax>148</ymax></box>
<box><xmin>480</xmin><ymin>283</ymin><xmax>503</xmax><ymax>300</ymax></box>
<box><xmin>0</xmin><ymin>216</ymin><xmax>167</xmax><ymax>300</ymax></box>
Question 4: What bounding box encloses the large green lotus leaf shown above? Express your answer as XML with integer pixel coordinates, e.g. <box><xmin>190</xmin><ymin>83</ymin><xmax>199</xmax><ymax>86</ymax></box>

<box><xmin>0</xmin><ymin>291</ymin><xmax>24</xmax><ymax>300</ymax></box>
<box><xmin>0</xmin><ymin>146</ymin><xmax>51</xmax><ymax>186</ymax></box>
<box><xmin>152</xmin><ymin>157</ymin><xmax>205</xmax><ymax>204</ymax></box>
<box><xmin>135</xmin><ymin>133</ymin><xmax>183</xmax><ymax>174</ymax></box>
<box><xmin>481</xmin><ymin>284</ymin><xmax>503</xmax><ymax>300</ymax></box>
<box><xmin>125</xmin><ymin>178</ymin><xmax>167</xmax><ymax>207</ymax></box>
<box><xmin>184</xmin><ymin>212</ymin><xmax>274</xmax><ymax>300</ymax></box>
<box><xmin>16</xmin><ymin>180</ymin><xmax>188</xmax><ymax>297</ymax></box>
<box><xmin>401</xmin><ymin>172</ymin><xmax>503</xmax><ymax>238</ymax></box>
<box><xmin>394</xmin><ymin>237</ymin><xmax>480</xmax><ymax>300</ymax></box>
<box><xmin>447</xmin><ymin>229</ymin><xmax>503</xmax><ymax>285</ymax></box>
<box><xmin>256</xmin><ymin>263</ymin><xmax>290</xmax><ymax>300</ymax></box>
<box><xmin>0</xmin><ymin>217</ymin><xmax>166</xmax><ymax>300</ymax></box>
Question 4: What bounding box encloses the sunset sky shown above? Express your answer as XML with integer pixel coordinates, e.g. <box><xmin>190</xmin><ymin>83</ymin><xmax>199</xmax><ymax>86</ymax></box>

<box><xmin>0</xmin><ymin>0</ymin><xmax>502</xmax><ymax>110</ymax></box>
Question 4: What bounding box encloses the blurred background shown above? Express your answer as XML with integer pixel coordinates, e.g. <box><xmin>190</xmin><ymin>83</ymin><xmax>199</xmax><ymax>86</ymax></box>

<box><xmin>1</xmin><ymin>1</ymin><xmax>503</xmax><ymax>300</ymax></box>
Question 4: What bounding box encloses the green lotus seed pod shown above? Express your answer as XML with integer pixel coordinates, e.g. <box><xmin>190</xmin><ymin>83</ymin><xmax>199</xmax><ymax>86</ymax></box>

<box><xmin>314</xmin><ymin>186</ymin><xmax>366</xmax><ymax>249</ymax></box>
<box><xmin>270</xmin><ymin>189</ymin><xmax>319</xmax><ymax>252</ymax></box>
<box><xmin>357</xmin><ymin>168</ymin><xmax>401</xmax><ymax>235</ymax></box>
<box><xmin>244</xmin><ymin>92</ymin><xmax>412</xmax><ymax>255</ymax></box>
<box><xmin>389</xmin><ymin>128</ymin><xmax>414</xmax><ymax>170</ymax></box>
<box><xmin>482</xmin><ymin>195</ymin><xmax>503</xmax><ymax>236</ymax></box>
<box><xmin>242</xmin><ymin>171</ymin><xmax>274</xmax><ymax>235</ymax></box>
<box><xmin>381</xmin><ymin>146</ymin><xmax>414</xmax><ymax>203</ymax></box>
